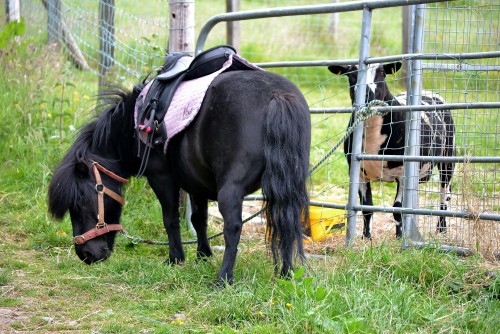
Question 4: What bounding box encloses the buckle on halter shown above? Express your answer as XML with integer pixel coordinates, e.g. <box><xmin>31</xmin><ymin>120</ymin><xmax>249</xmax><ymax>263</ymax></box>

<box><xmin>95</xmin><ymin>184</ymin><xmax>104</xmax><ymax>193</ymax></box>
<box><xmin>73</xmin><ymin>235</ymin><xmax>85</xmax><ymax>244</ymax></box>
<box><xmin>96</xmin><ymin>222</ymin><xmax>107</xmax><ymax>230</ymax></box>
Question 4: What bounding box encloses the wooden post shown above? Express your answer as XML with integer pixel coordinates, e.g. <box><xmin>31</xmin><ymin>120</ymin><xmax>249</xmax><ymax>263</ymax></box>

<box><xmin>47</xmin><ymin>0</ymin><xmax>62</xmax><ymax>44</ymax></box>
<box><xmin>41</xmin><ymin>0</ymin><xmax>90</xmax><ymax>70</ymax></box>
<box><xmin>168</xmin><ymin>0</ymin><xmax>195</xmax><ymax>233</ymax></box>
<box><xmin>98</xmin><ymin>0</ymin><xmax>115</xmax><ymax>89</ymax></box>
<box><xmin>168</xmin><ymin>0</ymin><xmax>195</xmax><ymax>55</ymax></box>
<box><xmin>7</xmin><ymin>0</ymin><xmax>20</xmax><ymax>22</ymax></box>
<box><xmin>226</xmin><ymin>0</ymin><xmax>240</xmax><ymax>51</ymax></box>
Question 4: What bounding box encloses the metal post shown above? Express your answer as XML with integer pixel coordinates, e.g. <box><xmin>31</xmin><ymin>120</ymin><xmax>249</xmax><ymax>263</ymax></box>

<box><xmin>345</xmin><ymin>7</ymin><xmax>372</xmax><ymax>247</ymax></box>
<box><xmin>402</xmin><ymin>4</ymin><xmax>425</xmax><ymax>242</ymax></box>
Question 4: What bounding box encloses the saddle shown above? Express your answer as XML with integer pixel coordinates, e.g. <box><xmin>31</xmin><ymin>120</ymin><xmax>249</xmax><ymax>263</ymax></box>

<box><xmin>135</xmin><ymin>45</ymin><xmax>238</xmax><ymax>144</ymax></box>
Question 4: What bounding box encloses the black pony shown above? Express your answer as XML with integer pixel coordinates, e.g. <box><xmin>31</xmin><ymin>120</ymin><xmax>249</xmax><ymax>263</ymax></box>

<box><xmin>48</xmin><ymin>70</ymin><xmax>311</xmax><ymax>284</ymax></box>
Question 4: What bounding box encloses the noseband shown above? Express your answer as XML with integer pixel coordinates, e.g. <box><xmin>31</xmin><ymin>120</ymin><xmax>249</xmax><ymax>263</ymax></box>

<box><xmin>73</xmin><ymin>161</ymin><xmax>129</xmax><ymax>245</ymax></box>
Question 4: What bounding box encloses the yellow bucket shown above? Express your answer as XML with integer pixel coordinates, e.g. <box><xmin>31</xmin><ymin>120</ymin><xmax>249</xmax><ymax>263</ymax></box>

<box><xmin>305</xmin><ymin>199</ymin><xmax>347</xmax><ymax>242</ymax></box>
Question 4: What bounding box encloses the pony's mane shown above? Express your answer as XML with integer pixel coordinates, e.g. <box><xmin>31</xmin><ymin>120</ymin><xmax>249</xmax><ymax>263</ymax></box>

<box><xmin>47</xmin><ymin>84</ymin><xmax>144</xmax><ymax>219</ymax></box>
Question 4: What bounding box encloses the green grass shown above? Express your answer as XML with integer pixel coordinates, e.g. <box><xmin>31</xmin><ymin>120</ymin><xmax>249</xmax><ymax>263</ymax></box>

<box><xmin>1</xmin><ymin>227</ymin><xmax>499</xmax><ymax>333</ymax></box>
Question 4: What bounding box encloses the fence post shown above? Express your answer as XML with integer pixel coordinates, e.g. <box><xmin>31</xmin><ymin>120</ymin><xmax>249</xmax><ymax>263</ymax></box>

<box><xmin>402</xmin><ymin>4</ymin><xmax>425</xmax><ymax>243</ymax></box>
<box><xmin>345</xmin><ymin>7</ymin><xmax>373</xmax><ymax>247</ymax></box>
<box><xmin>47</xmin><ymin>0</ymin><xmax>62</xmax><ymax>44</ymax></box>
<box><xmin>98</xmin><ymin>0</ymin><xmax>115</xmax><ymax>89</ymax></box>
<box><xmin>226</xmin><ymin>0</ymin><xmax>240</xmax><ymax>51</ymax></box>
<box><xmin>168</xmin><ymin>0</ymin><xmax>195</xmax><ymax>55</ymax></box>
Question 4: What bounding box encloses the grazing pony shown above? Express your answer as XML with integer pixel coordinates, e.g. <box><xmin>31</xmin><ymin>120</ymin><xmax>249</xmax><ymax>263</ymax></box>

<box><xmin>328</xmin><ymin>62</ymin><xmax>455</xmax><ymax>238</ymax></box>
<box><xmin>48</xmin><ymin>69</ymin><xmax>311</xmax><ymax>284</ymax></box>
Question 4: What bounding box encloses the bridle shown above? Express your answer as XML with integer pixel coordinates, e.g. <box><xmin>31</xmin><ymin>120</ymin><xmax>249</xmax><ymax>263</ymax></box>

<box><xmin>73</xmin><ymin>161</ymin><xmax>129</xmax><ymax>245</ymax></box>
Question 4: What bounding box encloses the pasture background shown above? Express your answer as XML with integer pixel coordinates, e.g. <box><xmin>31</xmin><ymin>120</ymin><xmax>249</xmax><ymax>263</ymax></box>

<box><xmin>0</xmin><ymin>0</ymin><xmax>499</xmax><ymax>333</ymax></box>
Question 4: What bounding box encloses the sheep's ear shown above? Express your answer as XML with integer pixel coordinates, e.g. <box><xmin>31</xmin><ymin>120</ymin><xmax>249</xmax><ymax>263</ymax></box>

<box><xmin>328</xmin><ymin>65</ymin><xmax>349</xmax><ymax>76</ymax></box>
<box><xmin>384</xmin><ymin>62</ymin><xmax>402</xmax><ymax>75</ymax></box>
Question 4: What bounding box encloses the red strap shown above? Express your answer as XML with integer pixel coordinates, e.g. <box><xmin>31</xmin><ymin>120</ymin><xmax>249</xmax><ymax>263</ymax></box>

<box><xmin>74</xmin><ymin>224</ymin><xmax>124</xmax><ymax>245</ymax></box>
<box><xmin>93</xmin><ymin>161</ymin><xmax>129</xmax><ymax>184</ymax></box>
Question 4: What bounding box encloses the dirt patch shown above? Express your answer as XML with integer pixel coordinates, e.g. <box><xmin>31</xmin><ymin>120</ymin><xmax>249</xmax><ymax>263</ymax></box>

<box><xmin>0</xmin><ymin>307</ymin><xmax>27</xmax><ymax>333</ymax></box>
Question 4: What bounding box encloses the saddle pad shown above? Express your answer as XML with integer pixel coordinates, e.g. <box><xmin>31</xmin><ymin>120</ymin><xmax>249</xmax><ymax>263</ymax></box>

<box><xmin>135</xmin><ymin>53</ymin><xmax>263</xmax><ymax>153</ymax></box>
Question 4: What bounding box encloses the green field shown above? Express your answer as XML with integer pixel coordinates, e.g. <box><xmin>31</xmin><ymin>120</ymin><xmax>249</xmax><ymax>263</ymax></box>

<box><xmin>1</xmin><ymin>2</ymin><xmax>499</xmax><ymax>333</ymax></box>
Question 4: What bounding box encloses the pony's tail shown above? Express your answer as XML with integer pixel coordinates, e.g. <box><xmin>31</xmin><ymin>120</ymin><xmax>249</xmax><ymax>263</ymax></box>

<box><xmin>262</xmin><ymin>92</ymin><xmax>311</xmax><ymax>276</ymax></box>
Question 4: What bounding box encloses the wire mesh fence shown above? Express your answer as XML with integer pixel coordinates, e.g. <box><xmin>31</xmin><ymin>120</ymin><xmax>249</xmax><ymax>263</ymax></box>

<box><xmin>22</xmin><ymin>0</ymin><xmax>169</xmax><ymax>84</ymax></box>
<box><xmin>418</xmin><ymin>1</ymin><xmax>500</xmax><ymax>260</ymax></box>
<box><xmin>16</xmin><ymin>0</ymin><xmax>499</xmax><ymax>259</ymax></box>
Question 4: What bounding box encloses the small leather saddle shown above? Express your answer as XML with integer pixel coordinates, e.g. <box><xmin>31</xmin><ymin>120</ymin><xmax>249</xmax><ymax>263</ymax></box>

<box><xmin>135</xmin><ymin>45</ymin><xmax>237</xmax><ymax>144</ymax></box>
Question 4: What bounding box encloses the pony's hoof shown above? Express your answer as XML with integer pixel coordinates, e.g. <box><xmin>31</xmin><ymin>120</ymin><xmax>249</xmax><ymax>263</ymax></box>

<box><xmin>196</xmin><ymin>250</ymin><xmax>213</xmax><ymax>259</ymax></box>
<box><xmin>213</xmin><ymin>275</ymin><xmax>233</xmax><ymax>288</ymax></box>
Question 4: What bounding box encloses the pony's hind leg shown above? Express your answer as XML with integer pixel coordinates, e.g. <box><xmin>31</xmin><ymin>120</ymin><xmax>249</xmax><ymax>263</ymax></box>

<box><xmin>216</xmin><ymin>187</ymin><xmax>244</xmax><ymax>285</ymax></box>
<box><xmin>189</xmin><ymin>195</ymin><xmax>212</xmax><ymax>259</ymax></box>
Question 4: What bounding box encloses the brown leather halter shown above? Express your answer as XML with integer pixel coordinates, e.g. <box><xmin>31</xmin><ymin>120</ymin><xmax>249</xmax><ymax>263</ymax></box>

<box><xmin>73</xmin><ymin>161</ymin><xmax>129</xmax><ymax>245</ymax></box>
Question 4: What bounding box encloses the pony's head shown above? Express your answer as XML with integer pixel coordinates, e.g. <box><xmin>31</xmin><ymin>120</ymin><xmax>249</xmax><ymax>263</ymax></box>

<box><xmin>48</xmin><ymin>88</ymin><xmax>139</xmax><ymax>264</ymax></box>
<box><xmin>48</xmin><ymin>156</ymin><xmax>128</xmax><ymax>263</ymax></box>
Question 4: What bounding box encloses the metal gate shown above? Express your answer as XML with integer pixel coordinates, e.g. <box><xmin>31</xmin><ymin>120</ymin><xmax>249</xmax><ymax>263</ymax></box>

<box><xmin>195</xmin><ymin>0</ymin><xmax>500</xmax><ymax>259</ymax></box>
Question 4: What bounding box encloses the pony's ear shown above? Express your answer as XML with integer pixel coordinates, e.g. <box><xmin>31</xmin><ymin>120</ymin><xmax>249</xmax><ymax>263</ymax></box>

<box><xmin>74</xmin><ymin>160</ymin><xmax>90</xmax><ymax>179</ymax></box>
<box><xmin>383</xmin><ymin>62</ymin><xmax>402</xmax><ymax>75</ymax></box>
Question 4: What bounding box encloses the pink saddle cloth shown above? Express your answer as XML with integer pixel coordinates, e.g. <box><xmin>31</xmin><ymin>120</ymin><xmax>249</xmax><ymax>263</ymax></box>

<box><xmin>135</xmin><ymin>54</ymin><xmax>262</xmax><ymax>153</ymax></box>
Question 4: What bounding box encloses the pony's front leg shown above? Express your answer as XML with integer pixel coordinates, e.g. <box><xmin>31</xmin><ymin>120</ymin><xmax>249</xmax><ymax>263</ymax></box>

<box><xmin>189</xmin><ymin>195</ymin><xmax>212</xmax><ymax>259</ymax></box>
<box><xmin>148</xmin><ymin>178</ymin><xmax>185</xmax><ymax>264</ymax></box>
<box><xmin>216</xmin><ymin>188</ymin><xmax>244</xmax><ymax>285</ymax></box>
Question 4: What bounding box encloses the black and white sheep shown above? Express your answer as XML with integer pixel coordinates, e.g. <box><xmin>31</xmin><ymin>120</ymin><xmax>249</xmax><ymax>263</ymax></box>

<box><xmin>329</xmin><ymin>62</ymin><xmax>455</xmax><ymax>238</ymax></box>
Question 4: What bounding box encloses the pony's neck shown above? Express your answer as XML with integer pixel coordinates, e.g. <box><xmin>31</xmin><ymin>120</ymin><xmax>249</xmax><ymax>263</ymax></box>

<box><xmin>91</xmin><ymin>90</ymin><xmax>141</xmax><ymax>179</ymax></box>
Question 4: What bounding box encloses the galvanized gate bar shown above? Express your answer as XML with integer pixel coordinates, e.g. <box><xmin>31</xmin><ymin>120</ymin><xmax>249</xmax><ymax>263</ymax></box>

<box><xmin>310</xmin><ymin>102</ymin><xmax>500</xmax><ymax>114</ymax></box>
<box><xmin>255</xmin><ymin>51</ymin><xmax>500</xmax><ymax>68</ymax></box>
<box><xmin>242</xmin><ymin>197</ymin><xmax>500</xmax><ymax>222</ymax></box>
<box><xmin>352</xmin><ymin>205</ymin><xmax>500</xmax><ymax>222</ymax></box>
<box><xmin>358</xmin><ymin>155</ymin><xmax>500</xmax><ymax>163</ymax></box>
<box><xmin>195</xmin><ymin>0</ymin><xmax>449</xmax><ymax>54</ymax></box>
